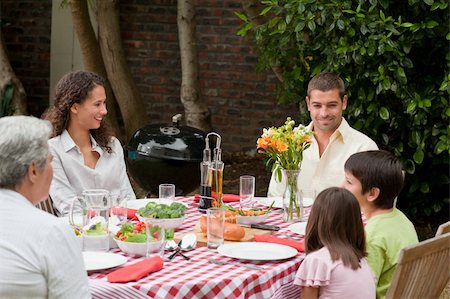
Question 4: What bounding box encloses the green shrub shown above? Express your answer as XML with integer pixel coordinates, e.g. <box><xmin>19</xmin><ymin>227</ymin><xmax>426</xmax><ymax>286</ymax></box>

<box><xmin>237</xmin><ymin>0</ymin><xmax>449</xmax><ymax>220</ymax></box>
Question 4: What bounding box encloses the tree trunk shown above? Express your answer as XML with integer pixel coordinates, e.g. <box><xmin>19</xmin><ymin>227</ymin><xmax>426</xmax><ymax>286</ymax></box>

<box><xmin>178</xmin><ymin>0</ymin><xmax>212</xmax><ymax>132</ymax></box>
<box><xmin>96</xmin><ymin>0</ymin><xmax>146</xmax><ymax>141</ymax></box>
<box><xmin>241</xmin><ymin>0</ymin><xmax>284</xmax><ymax>82</ymax></box>
<box><xmin>0</xmin><ymin>30</ymin><xmax>27</xmax><ymax>115</ymax></box>
<box><xmin>68</xmin><ymin>0</ymin><xmax>123</xmax><ymax>141</ymax></box>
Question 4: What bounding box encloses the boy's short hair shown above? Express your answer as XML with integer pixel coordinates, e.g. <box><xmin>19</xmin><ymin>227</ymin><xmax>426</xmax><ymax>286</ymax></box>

<box><xmin>344</xmin><ymin>150</ymin><xmax>404</xmax><ymax>209</ymax></box>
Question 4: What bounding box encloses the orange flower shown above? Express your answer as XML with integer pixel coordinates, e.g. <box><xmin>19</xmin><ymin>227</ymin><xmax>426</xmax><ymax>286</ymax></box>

<box><xmin>257</xmin><ymin>136</ymin><xmax>271</xmax><ymax>149</ymax></box>
<box><xmin>274</xmin><ymin>140</ymin><xmax>288</xmax><ymax>152</ymax></box>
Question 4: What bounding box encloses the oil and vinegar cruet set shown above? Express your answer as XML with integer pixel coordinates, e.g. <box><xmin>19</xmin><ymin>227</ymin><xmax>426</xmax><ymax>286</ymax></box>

<box><xmin>198</xmin><ymin>132</ymin><xmax>224</xmax><ymax>212</ymax></box>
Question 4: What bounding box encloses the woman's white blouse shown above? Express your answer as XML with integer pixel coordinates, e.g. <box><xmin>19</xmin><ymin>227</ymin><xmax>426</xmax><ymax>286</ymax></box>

<box><xmin>48</xmin><ymin>130</ymin><xmax>136</xmax><ymax>216</ymax></box>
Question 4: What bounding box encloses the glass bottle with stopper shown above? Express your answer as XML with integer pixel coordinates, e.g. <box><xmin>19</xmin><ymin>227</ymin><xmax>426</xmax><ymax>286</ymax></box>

<box><xmin>198</xmin><ymin>132</ymin><xmax>224</xmax><ymax>212</ymax></box>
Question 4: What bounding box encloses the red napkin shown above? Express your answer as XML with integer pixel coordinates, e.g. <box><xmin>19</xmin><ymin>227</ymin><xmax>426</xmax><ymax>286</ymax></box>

<box><xmin>253</xmin><ymin>235</ymin><xmax>304</xmax><ymax>252</ymax></box>
<box><xmin>194</xmin><ymin>193</ymin><xmax>240</xmax><ymax>203</ymax></box>
<box><xmin>107</xmin><ymin>256</ymin><xmax>164</xmax><ymax>283</ymax></box>
<box><xmin>127</xmin><ymin>208</ymin><xmax>137</xmax><ymax>220</ymax></box>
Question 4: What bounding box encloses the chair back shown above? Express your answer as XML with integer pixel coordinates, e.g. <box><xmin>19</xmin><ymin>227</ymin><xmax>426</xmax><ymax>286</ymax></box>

<box><xmin>436</xmin><ymin>221</ymin><xmax>450</xmax><ymax>236</ymax></box>
<box><xmin>35</xmin><ymin>197</ymin><xmax>57</xmax><ymax>216</ymax></box>
<box><xmin>386</xmin><ymin>233</ymin><xmax>450</xmax><ymax>299</ymax></box>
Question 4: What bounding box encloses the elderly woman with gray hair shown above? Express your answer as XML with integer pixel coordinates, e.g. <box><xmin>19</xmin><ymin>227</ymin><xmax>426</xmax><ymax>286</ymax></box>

<box><xmin>0</xmin><ymin>116</ymin><xmax>90</xmax><ymax>298</ymax></box>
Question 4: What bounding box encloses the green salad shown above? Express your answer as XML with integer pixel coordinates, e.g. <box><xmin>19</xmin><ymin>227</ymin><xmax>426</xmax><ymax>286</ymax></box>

<box><xmin>115</xmin><ymin>222</ymin><xmax>161</xmax><ymax>243</ymax></box>
<box><xmin>137</xmin><ymin>202</ymin><xmax>187</xmax><ymax>219</ymax></box>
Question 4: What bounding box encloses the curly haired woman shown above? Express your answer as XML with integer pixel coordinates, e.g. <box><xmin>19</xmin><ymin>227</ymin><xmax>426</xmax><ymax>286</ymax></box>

<box><xmin>42</xmin><ymin>71</ymin><xmax>135</xmax><ymax>216</ymax></box>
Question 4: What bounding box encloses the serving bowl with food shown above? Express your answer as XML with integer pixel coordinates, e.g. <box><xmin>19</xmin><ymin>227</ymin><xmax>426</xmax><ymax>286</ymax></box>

<box><xmin>114</xmin><ymin>221</ymin><xmax>164</xmax><ymax>256</ymax></box>
<box><xmin>136</xmin><ymin>201</ymin><xmax>187</xmax><ymax>229</ymax></box>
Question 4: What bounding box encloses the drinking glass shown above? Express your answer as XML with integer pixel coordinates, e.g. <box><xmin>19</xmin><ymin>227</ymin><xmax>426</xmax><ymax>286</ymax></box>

<box><xmin>109</xmin><ymin>189</ymin><xmax>129</xmax><ymax>227</ymax></box>
<box><xmin>239</xmin><ymin>175</ymin><xmax>255</xmax><ymax>209</ymax></box>
<box><xmin>300</xmin><ymin>188</ymin><xmax>317</xmax><ymax>208</ymax></box>
<box><xmin>159</xmin><ymin>184</ymin><xmax>175</xmax><ymax>205</ymax></box>
<box><xmin>207</xmin><ymin>208</ymin><xmax>225</xmax><ymax>251</ymax></box>
<box><xmin>143</xmin><ymin>219</ymin><xmax>166</xmax><ymax>258</ymax></box>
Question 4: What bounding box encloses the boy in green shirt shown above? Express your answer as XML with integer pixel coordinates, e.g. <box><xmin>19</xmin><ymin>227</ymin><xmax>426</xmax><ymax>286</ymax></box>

<box><xmin>343</xmin><ymin>150</ymin><xmax>418</xmax><ymax>299</ymax></box>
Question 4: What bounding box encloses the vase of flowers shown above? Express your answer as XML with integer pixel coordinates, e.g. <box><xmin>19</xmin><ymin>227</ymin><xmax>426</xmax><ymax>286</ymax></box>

<box><xmin>256</xmin><ymin>117</ymin><xmax>313</xmax><ymax>222</ymax></box>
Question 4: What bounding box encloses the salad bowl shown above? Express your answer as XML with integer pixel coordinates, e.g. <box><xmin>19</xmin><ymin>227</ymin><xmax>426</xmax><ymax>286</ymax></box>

<box><xmin>136</xmin><ymin>201</ymin><xmax>187</xmax><ymax>229</ymax></box>
<box><xmin>115</xmin><ymin>239</ymin><xmax>162</xmax><ymax>256</ymax></box>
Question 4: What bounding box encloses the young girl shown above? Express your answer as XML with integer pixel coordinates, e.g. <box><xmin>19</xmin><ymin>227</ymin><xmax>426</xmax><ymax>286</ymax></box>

<box><xmin>294</xmin><ymin>187</ymin><xmax>375</xmax><ymax>299</ymax></box>
<box><xmin>42</xmin><ymin>71</ymin><xmax>135</xmax><ymax>216</ymax></box>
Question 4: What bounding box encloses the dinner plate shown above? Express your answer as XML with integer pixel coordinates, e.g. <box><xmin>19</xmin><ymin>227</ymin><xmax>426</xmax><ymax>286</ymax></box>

<box><xmin>217</xmin><ymin>242</ymin><xmax>297</xmax><ymax>261</ymax></box>
<box><xmin>288</xmin><ymin>222</ymin><xmax>307</xmax><ymax>236</ymax></box>
<box><xmin>82</xmin><ymin>251</ymin><xmax>127</xmax><ymax>271</ymax></box>
<box><xmin>257</xmin><ymin>197</ymin><xmax>314</xmax><ymax>208</ymax></box>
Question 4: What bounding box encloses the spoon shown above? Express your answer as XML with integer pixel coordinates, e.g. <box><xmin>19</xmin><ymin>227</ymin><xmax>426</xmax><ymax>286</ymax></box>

<box><xmin>180</xmin><ymin>233</ymin><xmax>197</xmax><ymax>251</ymax></box>
<box><xmin>167</xmin><ymin>239</ymin><xmax>191</xmax><ymax>261</ymax></box>
<box><xmin>165</xmin><ymin>240</ymin><xmax>178</xmax><ymax>251</ymax></box>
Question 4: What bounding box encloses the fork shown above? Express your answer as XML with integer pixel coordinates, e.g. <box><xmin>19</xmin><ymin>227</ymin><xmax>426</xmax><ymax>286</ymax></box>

<box><xmin>207</xmin><ymin>257</ymin><xmax>263</xmax><ymax>271</ymax></box>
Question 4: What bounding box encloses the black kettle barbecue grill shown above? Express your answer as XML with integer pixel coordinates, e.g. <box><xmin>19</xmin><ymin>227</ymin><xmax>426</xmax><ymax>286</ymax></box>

<box><xmin>125</xmin><ymin>114</ymin><xmax>206</xmax><ymax>196</ymax></box>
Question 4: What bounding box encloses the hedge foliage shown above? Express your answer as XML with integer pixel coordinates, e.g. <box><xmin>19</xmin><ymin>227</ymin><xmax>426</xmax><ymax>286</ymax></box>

<box><xmin>236</xmin><ymin>0</ymin><xmax>449</xmax><ymax>219</ymax></box>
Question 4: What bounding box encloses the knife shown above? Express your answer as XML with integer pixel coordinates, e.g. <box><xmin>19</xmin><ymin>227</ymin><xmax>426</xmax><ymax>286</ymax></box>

<box><xmin>239</xmin><ymin>224</ymin><xmax>280</xmax><ymax>231</ymax></box>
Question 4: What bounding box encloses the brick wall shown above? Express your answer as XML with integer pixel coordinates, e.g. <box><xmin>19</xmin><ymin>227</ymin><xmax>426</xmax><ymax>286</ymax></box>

<box><xmin>1</xmin><ymin>0</ymin><xmax>299</xmax><ymax>152</ymax></box>
<box><xmin>1</xmin><ymin>0</ymin><xmax>52</xmax><ymax>116</ymax></box>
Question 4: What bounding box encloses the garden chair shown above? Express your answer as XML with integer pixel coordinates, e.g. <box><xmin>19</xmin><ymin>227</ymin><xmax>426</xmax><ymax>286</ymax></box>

<box><xmin>36</xmin><ymin>196</ymin><xmax>58</xmax><ymax>216</ymax></box>
<box><xmin>386</xmin><ymin>233</ymin><xmax>450</xmax><ymax>299</ymax></box>
<box><xmin>436</xmin><ymin>221</ymin><xmax>450</xmax><ymax>236</ymax></box>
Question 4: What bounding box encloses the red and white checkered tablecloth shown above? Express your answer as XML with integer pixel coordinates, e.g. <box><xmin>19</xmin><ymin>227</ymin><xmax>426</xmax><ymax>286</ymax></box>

<box><xmin>88</xmin><ymin>197</ymin><xmax>306</xmax><ymax>299</ymax></box>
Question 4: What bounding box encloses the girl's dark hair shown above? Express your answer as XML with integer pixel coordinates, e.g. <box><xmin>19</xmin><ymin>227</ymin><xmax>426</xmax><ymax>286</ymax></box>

<box><xmin>42</xmin><ymin>71</ymin><xmax>113</xmax><ymax>152</ymax></box>
<box><xmin>305</xmin><ymin>187</ymin><xmax>366</xmax><ymax>270</ymax></box>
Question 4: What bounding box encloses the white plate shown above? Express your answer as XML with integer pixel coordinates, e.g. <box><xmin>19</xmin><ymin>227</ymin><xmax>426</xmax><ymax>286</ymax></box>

<box><xmin>288</xmin><ymin>222</ymin><xmax>307</xmax><ymax>236</ymax></box>
<box><xmin>257</xmin><ymin>197</ymin><xmax>314</xmax><ymax>208</ymax></box>
<box><xmin>217</xmin><ymin>242</ymin><xmax>297</xmax><ymax>261</ymax></box>
<box><xmin>82</xmin><ymin>251</ymin><xmax>127</xmax><ymax>271</ymax></box>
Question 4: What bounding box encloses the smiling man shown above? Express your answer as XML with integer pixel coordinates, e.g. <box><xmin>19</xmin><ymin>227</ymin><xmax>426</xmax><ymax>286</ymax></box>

<box><xmin>268</xmin><ymin>72</ymin><xmax>378</xmax><ymax>197</ymax></box>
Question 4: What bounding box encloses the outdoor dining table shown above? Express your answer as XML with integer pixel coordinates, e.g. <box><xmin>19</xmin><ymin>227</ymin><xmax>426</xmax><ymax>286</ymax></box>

<box><xmin>87</xmin><ymin>196</ymin><xmax>306</xmax><ymax>299</ymax></box>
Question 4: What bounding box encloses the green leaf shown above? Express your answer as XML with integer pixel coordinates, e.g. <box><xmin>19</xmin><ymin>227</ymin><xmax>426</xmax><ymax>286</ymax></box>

<box><xmin>406</xmin><ymin>101</ymin><xmax>417</xmax><ymax>114</ymax></box>
<box><xmin>379</xmin><ymin>107</ymin><xmax>389</xmax><ymax>120</ymax></box>
<box><xmin>237</xmin><ymin>23</ymin><xmax>253</xmax><ymax>37</ymax></box>
<box><xmin>260</xmin><ymin>6</ymin><xmax>273</xmax><ymax>16</ymax></box>
<box><xmin>234</xmin><ymin>12</ymin><xmax>248</xmax><ymax>22</ymax></box>
<box><xmin>420</xmin><ymin>182</ymin><xmax>429</xmax><ymax>193</ymax></box>
<box><xmin>400</xmin><ymin>22</ymin><xmax>414</xmax><ymax>27</ymax></box>
<box><xmin>423</xmin><ymin>0</ymin><xmax>434</xmax><ymax>5</ymax></box>
<box><xmin>286</xmin><ymin>14</ymin><xmax>293</xmax><ymax>24</ymax></box>
<box><xmin>425</xmin><ymin>20</ymin><xmax>438</xmax><ymax>28</ymax></box>
<box><xmin>413</xmin><ymin>149</ymin><xmax>424</xmax><ymax>164</ymax></box>
<box><xmin>307</xmin><ymin>20</ymin><xmax>316</xmax><ymax>32</ymax></box>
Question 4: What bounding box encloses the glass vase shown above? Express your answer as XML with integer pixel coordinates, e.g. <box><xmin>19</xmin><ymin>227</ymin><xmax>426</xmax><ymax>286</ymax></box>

<box><xmin>282</xmin><ymin>169</ymin><xmax>304</xmax><ymax>223</ymax></box>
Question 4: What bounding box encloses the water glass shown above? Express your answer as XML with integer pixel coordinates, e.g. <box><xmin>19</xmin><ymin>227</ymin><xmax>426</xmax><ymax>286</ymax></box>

<box><xmin>207</xmin><ymin>208</ymin><xmax>225</xmax><ymax>250</ymax></box>
<box><xmin>109</xmin><ymin>190</ymin><xmax>129</xmax><ymax>227</ymax></box>
<box><xmin>300</xmin><ymin>189</ymin><xmax>316</xmax><ymax>208</ymax></box>
<box><xmin>159</xmin><ymin>183</ymin><xmax>175</xmax><ymax>205</ymax></box>
<box><xmin>143</xmin><ymin>220</ymin><xmax>166</xmax><ymax>258</ymax></box>
<box><xmin>239</xmin><ymin>175</ymin><xmax>255</xmax><ymax>209</ymax></box>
